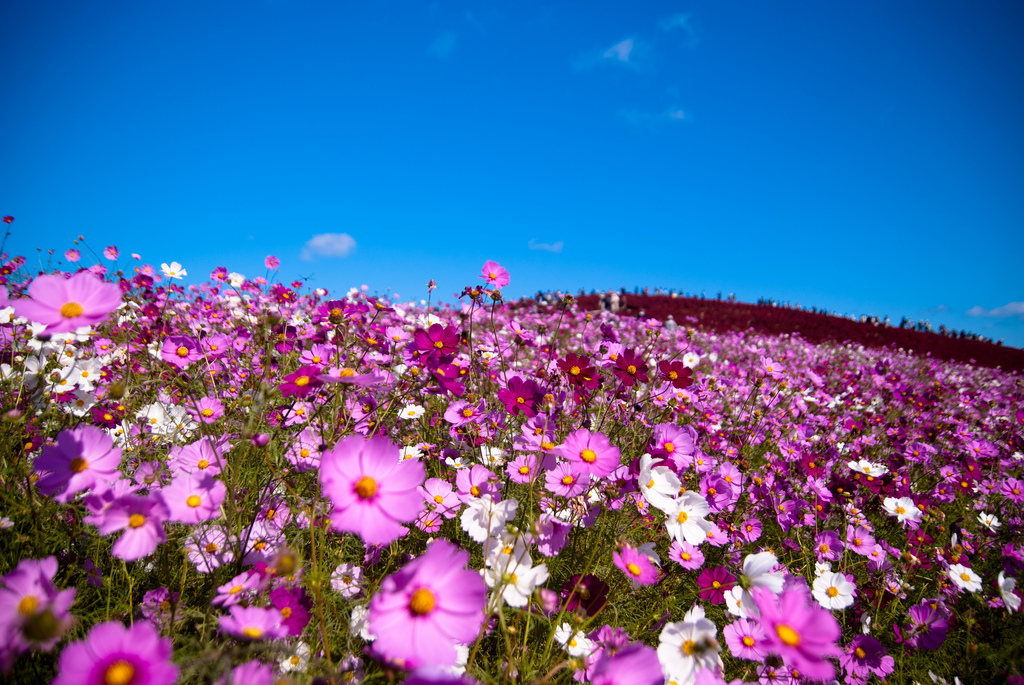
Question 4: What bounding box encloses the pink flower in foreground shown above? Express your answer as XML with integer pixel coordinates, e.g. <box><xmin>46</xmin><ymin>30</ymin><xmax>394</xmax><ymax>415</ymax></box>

<box><xmin>479</xmin><ymin>260</ymin><xmax>510</xmax><ymax>289</ymax></box>
<box><xmin>161</xmin><ymin>472</ymin><xmax>227</xmax><ymax>524</ymax></box>
<box><xmin>368</xmin><ymin>539</ymin><xmax>486</xmax><ymax>668</ymax></box>
<box><xmin>97</xmin><ymin>494</ymin><xmax>169</xmax><ymax>562</ymax></box>
<box><xmin>319</xmin><ymin>436</ymin><xmax>425</xmax><ymax>545</ymax></box>
<box><xmin>218</xmin><ymin>605</ymin><xmax>287</xmax><ymax>641</ymax></box>
<box><xmin>35</xmin><ymin>425</ymin><xmax>122</xmax><ymax>503</ymax></box>
<box><xmin>279</xmin><ymin>365</ymin><xmax>325</xmax><ymax>398</ymax></box>
<box><xmin>751</xmin><ymin>586</ymin><xmax>843</xmax><ymax>681</ymax></box>
<box><xmin>591</xmin><ymin>643</ymin><xmax>664</xmax><ymax>685</ymax></box>
<box><xmin>613</xmin><ymin>545</ymin><xmax>659</xmax><ymax>586</ymax></box>
<box><xmin>160</xmin><ymin>336</ymin><xmax>201</xmax><ymax>369</ymax></box>
<box><xmin>0</xmin><ymin>557</ymin><xmax>76</xmax><ymax>668</ymax></box>
<box><xmin>12</xmin><ymin>271</ymin><xmax>122</xmax><ymax>334</ymax></box>
<box><xmin>53</xmin><ymin>620</ymin><xmax>178</xmax><ymax>685</ymax></box>
<box><xmin>64</xmin><ymin>249</ymin><xmax>81</xmax><ymax>263</ymax></box>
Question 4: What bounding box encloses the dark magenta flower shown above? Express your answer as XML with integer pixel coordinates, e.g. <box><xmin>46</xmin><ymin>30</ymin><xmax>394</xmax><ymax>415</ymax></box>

<box><xmin>697</xmin><ymin>566</ymin><xmax>736</xmax><ymax>604</ymax></box>
<box><xmin>840</xmin><ymin>635</ymin><xmax>894</xmax><ymax>681</ymax></box>
<box><xmin>414</xmin><ymin>323</ymin><xmax>460</xmax><ymax>357</ymax></box>
<box><xmin>558</xmin><ymin>352</ymin><xmax>600</xmax><ymax>390</ymax></box>
<box><xmin>561</xmin><ymin>574</ymin><xmax>609</xmax><ymax>617</ymax></box>
<box><xmin>658</xmin><ymin>359</ymin><xmax>693</xmax><ymax>389</ymax></box>
<box><xmin>279</xmin><ymin>365</ymin><xmax>324</xmax><ymax>398</ymax></box>
<box><xmin>612</xmin><ymin>348</ymin><xmax>649</xmax><ymax>388</ymax></box>
<box><xmin>269</xmin><ymin>586</ymin><xmax>312</xmax><ymax>637</ymax></box>
<box><xmin>497</xmin><ymin>377</ymin><xmax>541</xmax><ymax>418</ymax></box>
<box><xmin>53</xmin><ymin>620</ymin><xmax>178</xmax><ymax>685</ymax></box>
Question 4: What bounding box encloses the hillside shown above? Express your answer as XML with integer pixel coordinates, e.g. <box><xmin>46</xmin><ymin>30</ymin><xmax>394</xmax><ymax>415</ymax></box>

<box><xmin>575</xmin><ymin>292</ymin><xmax>1024</xmax><ymax>373</ymax></box>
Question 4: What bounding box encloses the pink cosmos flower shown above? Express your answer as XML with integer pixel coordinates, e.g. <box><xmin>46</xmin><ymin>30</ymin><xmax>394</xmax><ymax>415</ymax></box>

<box><xmin>669</xmin><ymin>541</ymin><xmax>705</xmax><ymax>570</ymax></box>
<box><xmin>269</xmin><ymin>586</ymin><xmax>312</xmax><ymax>636</ymax></box>
<box><xmin>64</xmin><ymin>249</ymin><xmax>81</xmax><ymax>262</ymax></box>
<box><xmin>590</xmin><ymin>643</ymin><xmax>664</xmax><ymax>685</ymax></box>
<box><xmin>479</xmin><ymin>260</ymin><xmax>510</xmax><ymax>289</ymax></box>
<box><xmin>555</xmin><ymin>428</ymin><xmax>621</xmax><ymax>480</ymax></box>
<box><xmin>368</xmin><ymin>539</ymin><xmax>486</xmax><ymax>668</ymax></box>
<box><xmin>319</xmin><ymin>436</ymin><xmax>425</xmax><ymax>545</ymax></box>
<box><xmin>187</xmin><ymin>397</ymin><xmax>225</xmax><ymax>424</ymax></box>
<box><xmin>723</xmin><ymin>617</ymin><xmax>765</xmax><ymax>661</ymax></box>
<box><xmin>216</xmin><ymin>660</ymin><xmax>275</xmax><ymax>685</ymax></box>
<box><xmin>545</xmin><ymin>461</ymin><xmax>587</xmax><ymax>498</ymax></box>
<box><xmin>0</xmin><ymin>557</ymin><xmax>76</xmax><ymax>669</ymax></box>
<box><xmin>213</xmin><ymin>571</ymin><xmax>261</xmax><ymax>607</ymax></box>
<box><xmin>265</xmin><ymin>255</ymin><xmax>280</xmax><ymax>269</ymax></box>
<box><xmin>161</xmin><ymin>472</ymin><xmax>227</xmax><ymax>524</ymax></box>
<box><xmin>52</xmin><ymin>620</ymin><xmax>178</xmax><ymax>685</ymax></box>
<box><xmin>613</xmin><ymin>545</ymin><xmax>659</xmax><ymax>586</ymax></box>
<box><xmin>218</xmin><ymin>605</ymin><xmax>287</xmax><ymax>641</ymax></box>
<box><xmin>104</xmin><ymin>245</ymin><xmax>119</xmax><ymax>260</ymax></box>
<box><xmin>697</xmin><ymin>566</ymin><xmax>737</xmax><ymax>604</ymax></box>
<box><xmin>35</xmin><ymin>425</ymin><xmax>122</xmax><ymax>503</ymax></box>
<box><xmin>97</xmin><ymin>494</ymin><xmax>169</xmax><ymax>562</ymax></box>
<box><xmin>506</xmin><ymin>454</ymin><xmax>538</xmax><ymax>484</ymax></box>
<box><xmin>160</xmin><ymin>336</ymin><xmax>201</xmax><ymax>369</ymax></box>
<box><xmin>168</xmin><ymin>437</ymin><xmax>225</xmax><ymax>476</ymax></box>
<box><xmin>751</xmin><ymin>586</ymin><xmax>843</xmax><ymax>681</ymax></box>
<box><xmin>840</xmin><ymin>635</ymin><xmax>894</xmax><ymax>681</ymax></box>
<box><xmin>12</xmin><ymin>271</ymin><xmax>122</xmax><ymax>334</ymax></box>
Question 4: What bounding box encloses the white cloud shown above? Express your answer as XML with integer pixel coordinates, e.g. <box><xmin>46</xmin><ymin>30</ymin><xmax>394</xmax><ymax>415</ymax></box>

<box><xmin>603</xmin><ymin>38</ymin><xmax>634</xmax><ymax>62</ymax></box>
<box><xmin>966</xmin><ymin>302</ymin><xmax>1024</xmax><ymax>319</ymax></box>
<box><xmin>300</xmin><ymin>233</ymin><xmax>356</xmax><ymax>261</ymax></box>
<box><xmin>528</xmin><ymin>238</ymin><xmax>563</xmax><ymax>253</ymax></box>
<box><xmin>428</xmin><ymin>31</ymin><xmax>456</xmax><ymax>58</ymax></box>
<box><xmin>658</xmin><ymin>13</ymin><xmax>700</xmax><ymax>47</ymax></box>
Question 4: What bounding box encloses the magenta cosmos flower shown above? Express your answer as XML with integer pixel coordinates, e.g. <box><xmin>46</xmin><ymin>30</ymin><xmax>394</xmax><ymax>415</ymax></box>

<box><xmin>319</xmin><ymin>436</ymin><xmax>425</xmax><ymax>545</ymax></box>
<box><xmin>368</xmin><ymin>539</ymin><xmax>486</xmax><ymax>668</ymax></box>
<box><xmin>479</xmin><ymin>260</ymin><xmax>510</xmax><ymax>289</ymax></box>
<box><xmin>613</xmin><ymin>545</ymin><xmax>659</xmax><ymax>587</ymax></box>
<box><xmin>35</xmin><ymin>425</ymin><xmax>122</xmax><ymax>503</ymax></box>
<box><xmin>53</xmin><ymin>620</ymin><xmax>178</xmax><ymax>685</ymax></box>
<box><xmin>97</xmin><ymin>494</ymin><xmax>169</xmax><ymax>562</ymax></box>
<box><xmin>554</xmin><ymin>428</ymin><xmax>621</xmax><ymax>480</ymax></box>
<box><xmin>697</xmin><ymin>566</ymin><xmax>737</xmax><ymax>605</ymax></box>
<box><xmin>751</xmin><ymin>586</ymin><xmax>842</xmax><ymax>681</ymax></box>
<box><xmin>12</xmin><ymin>271</ymin><xmax>122</xmax><ymax>334</ymax></box>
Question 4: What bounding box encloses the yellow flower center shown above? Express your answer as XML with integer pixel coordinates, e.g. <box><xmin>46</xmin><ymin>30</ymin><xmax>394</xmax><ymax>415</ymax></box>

<box><xmin>434</xmin><ymin>340</ymin><xmax>444</xmax><ymax>349</ymax></box>
<box><xmin>205</xmin><ymin>542</ymin><xmax>218</xmax><ymax>553</ymax></box>
<box><xmin>201</xmin><ymin>409</ymin><xmax>213</xmax><ymax>417</ymax></box>
<box><xmin>519</xmin><ymin>465</ymin><xmax>530</xmax><ymax>475</ymax></box>
<box><xmin>70</xmin><ymin>457</ymin><xmax>89</xmax><ymax>473</ymax></box>
<box><xmin>281</xmin><ymin>607</ymin><xmax>292</xmax><ymax>618</ymax></box>
<box><xmin>60</xmin><ymin>301</ymin><xmax>84</xmax><ymax>318</ymax></box>
<box><xmin>104</xmin><ymin>660</ymin><xmax>135</xmax><ymax>685</ymax></box>
<box><xmin>356</xmin><ymin>476</ymin><xmax>377</xmax><ymax>499</ymax></box>
<box><xmin>743</xmin><ymin>636</ymin><xmax>755</xmax><ymax>647</ymax></box>
<box><xmin>128</xmin><ymin>514</ymin><xmax>145</xmax><ymax>528</ymax></box>
<box><xmin>562</xmin><ymin>475</ymin><xmax>574</xmax><ymax>485</ymax></box>
<box><xmin>960</xmin><ymin>573</ymin><xmax>971</xmax><ymax>582</ymax></box>
<box><xmin>776</xmin><ymin>624</ymin><xmax>800</xmax><ymax>646</ymax></box>
<box><xmin>470</xmin><ymin>485</ymin><xmax>481</xmax><ymax>496</ymax></box>
<box><xmin>627</xmin><ymin>563</ymin><xmax>641</xmax><ymax>576</ymax></box>
<box><xmin>827</xmin><ymin>586</ymin><xmax>839</xmax><ymax>597</ymax></box>
<box><xmin>242</xmin><ymin>627</ymin><xmax>262</xmax><ymax>638</ymax></box>
<box><xmin>294</xmin><ymin>376</ymin><xmax>310</xmax><ymax>387</ymax></box>
<box><xmin>682</xmin><ymin>640</ymin><xmax>696</xmax><ymax>656</ymax></box>
<box><xmin>664</xmin><ymin>442</ymin><xmax>675</xmax><ymax>453</ymax></box>
<box><xmin>541</xmin><ymin>441</ymin><xmax>555</xmax><ymax>450</ymax></box>
<box><xmin>409</xmin><ymin>588</ymin><xmax>436</xmax><ymax>615</ymax></box>
<box><xmin>895</xmin><ymin>507</ymin><xmax>906</xmax><ymax>514</ymax></box>
<box><xmin>462</xmin><ymin>408</ymin><xmax>474</xmax><ymax>418</ymax></box>
<box><xmin>855</xmin><ymin>647</ymin><xmax>866</xmax><ymax>659</ymax></box>
<box><xmin>176</xmin><ymin>346</ymin><xmax>189</xmax><ymax>357</ymax></box>
<box><xmin>197</xmin><ymin>459</ymin><xmax>209</xmax><ymax>469</ymax></box>
<box><xmin>712</xmin><ymin>581</ymin><xmax>721</xmax><ymax>589</ymax></box>
<box><xmin>186</xmin><ymin>495</ymin><xmax>201</xmax><ymax>508</ymax></box>
<box><xmin>229</xmin><ymin>585</ymin><xmax>243</xmax><ymax>594</ymax></box>
<box><xmin>18</xmin><ymin>596</ymin><xmax>39</xmax><ymax>615</ymax></box>
<box><xmin>677</xmin><ymin>511</ymin><xmax>688</xmax><ymax>524</ymax></box>
<box><xmin>581</xmin><ymin>449</ymin><xmax>597</xmax><ymax>463</ymax></box>
<box><xmin>681</xmin><ymin>552</ymin><xmax>691</xmax><ymax>561</ymax></box>
<box><xmin>300</xmin><ymin>449</ymin><xmax>310</xmax><ymax>458</ymax></box>
<box><xmin>570</xmin><ymin>366</ymin><xmax>581</xmax><ymax>375</ymax></box>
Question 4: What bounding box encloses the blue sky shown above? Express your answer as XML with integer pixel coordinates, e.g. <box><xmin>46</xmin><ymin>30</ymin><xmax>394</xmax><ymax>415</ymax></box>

<box><xmin>3</xmin><ymin>0</ymin><xmax>1023</xmax><ymax>346</ymax></box>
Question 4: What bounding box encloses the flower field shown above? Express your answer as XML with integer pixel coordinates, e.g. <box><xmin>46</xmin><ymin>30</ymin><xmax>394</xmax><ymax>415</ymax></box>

<box><xmin>1</xmin><ymin>243</ymin><xmax>1023</xmax><ymax>684</ymax></box>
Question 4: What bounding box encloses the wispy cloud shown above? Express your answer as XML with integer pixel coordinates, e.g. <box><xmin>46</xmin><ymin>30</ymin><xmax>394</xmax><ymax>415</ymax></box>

<box><xmin>529</xmin><ymin>238</ymin><xmax>563</xmax><ymax>253</ymax></box>
<box><xmin>573</xmin><ymin>37</ymin><xmax>648</xmax><ymax>71</ymax></box>
<box><xmin>603</xmin><ymin>38</ymin><xmax>634</xmax><ymax>62</ymax></box>
<box><xmin>300</xmin><ymin>233</ymin><xmax>356</xmax><ymax>261</ymax></box>
<box><xmin>619</xmin><ymin>107</ymin><xmax>689</xmax><ymax>126</ymax></box>
<box><xmin>966</xmin><ymin>301</ymin><xmax>1024</xmax><ymax>319</ymax></box>
<box><xmin>428</xmin><ymin>31</ymin><xmax>456</xmax><ymax>59</ymax></box>
<box><xmin>658</xmin><ymin>13</ymin><xmax>700</xmax><ymax>47</ymax></box>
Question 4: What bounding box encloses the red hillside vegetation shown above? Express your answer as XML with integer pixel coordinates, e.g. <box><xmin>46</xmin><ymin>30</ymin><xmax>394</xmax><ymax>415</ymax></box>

<box><xmin>573</xmin><ymin>293</ymin><xmax>1024</xmax><ymax>373</ymax></box>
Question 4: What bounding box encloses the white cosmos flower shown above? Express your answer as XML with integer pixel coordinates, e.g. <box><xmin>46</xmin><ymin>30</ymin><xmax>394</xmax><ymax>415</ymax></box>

<box><xmin>279</xmin><ymin>641</ymin><xmax>310</xmax><ymax>673</ymax></box>
<box><xmin>554</xmin><ymin>623</ymin><xmax>595</xmax><ymax>658</ymax></box>
<box><xmin>812</xmin><ymin>571</ymin><xmax>857</xmax><ymax>610</ymax></box>
<box><xmin>400</xmin><ymin>404</ymin><xmax>425</xmax><ymax>420</ymax></box>
<box><xmin>160</xmin><ymin>261</ymin><xmax>187</xmax><ymax>279</ymax></box>
<box><xmin>664</xmin><ymin>491</ymin><xmax>713</xmax><ymax>546</ymax></box>
<box><xmin>998</xmin><ymin>571</ymin><xmax>1021</xmax><ymax>613</ymax></box>
<box><xmin>848</xmin><ymin>459</ymin><xmax>888</xmax><ymax>477</ymax></box>
<box><xmin>682</xmin><ymin>352</ymin><xmax>700</xmax><ymax>368</ymax></box>
<box><xmin>460</xmin><ymin>495</ymin><xmax>518</xmax><ymax>543</ymax></box>
<box><xmin>638</xmin><ymin>453</ymin><xmax>682</xmax><ymax>514</ymax></box>
<box><xmin>977</xmin><ymin>512</ymin><xmax>1001</xmax><ymax>532</ymax></box>
<box><xmin>723</xmin><ymin>585</ymin><xmax>757</xmax><ymax>619</ymax></box>
<box><xmin>948</xmin><ymin>564</ymin><xmax>982</xmax><ymax>593</ymax></box>
<box><xmin>228</xmin><ymin>272</ymin><xmax>245</xmax><ymax>288</ymax></box>
<box><xmin>741</xmin><ymin>551</ymin><xmax>784</xmax><ymax>595</ymax></box>
<box><xmin>479</xmin><ymin>445</ymin><xmax>506</xmax><ymax>467</ymax></box>
<box><xmin>657</xmin><ymin>603</ymin><xmax>722</xmax><ymax>684</ymax></box>
<box><xmin>882</xmin><ymin>496</ymin><xmax>922</xmax><ymax>524</ymax></box>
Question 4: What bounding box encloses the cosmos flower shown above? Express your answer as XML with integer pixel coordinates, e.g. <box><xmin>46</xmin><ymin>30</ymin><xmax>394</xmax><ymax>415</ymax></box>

<box><xmin>590</xmin><ymin>643</ymin><xmax>664</xmax><ymax>685</ymax></box>
<box><xmin>97</xmin><ymin>494</ymin><xmax>170</xmax><ymax>562</ymax></box>
<box><xmin>319</xmin><ymin>436</ymin><xmax>425</xmax><ymax>546</ymax></box>
<box><xmin>555</xmin><ymin>428</ymin><xmax>621</xmax><ymax>481</ymax></box>
<box><xmin>479</xmin><ymin>260</ymin><xmax>510</xmax><ymax>289</ymax></box>
<box><xmin>947</xmin><ymin>564</ymin><xmax>982</xmax><ymax>593</ymax></box>
<box><xmin>368</xmin><ymin>539</ymin><xmax>486</xmax><ymax>668</ymax></box>
<box><xmin>218</xmin><ymin>605</ymin><xmax>287</xmax><ymax>641</ymax></box>
<box><xmin>811</xmin><ymin>571</ymin><xmax>857</xmax><ymax>610</ymax></box>
<box><xmin>751</xmin><ymin>586</ymin><xmax>842</xmax><ymax>681</ymax></box>
<box><xmin>12</xmin><ymin>271</ymin><xmax>122</xmax><ymax>334</ymax></box>
<box><xmin>53</xmin><ymin>621</ymin><xmax>178</xmax><ymax>685</ymax></box>
<box><xmin>613</xmin><ymin>544</ymin><xmax>659</xmax><ymax>587</ymax></box>
<box><xmin>34</xmin><ymin>425</ymin><xmax>122</xmax><ymax>503</ymax></box>
<box><xmin>160</xmin><ymin>262</ymin><xmax>186</xmax><ymax>279</ymax></box>
<box><xmin>664</xmin><ymin>491</ymin><xmax>713</xmax><ymax>546</ymax></box>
